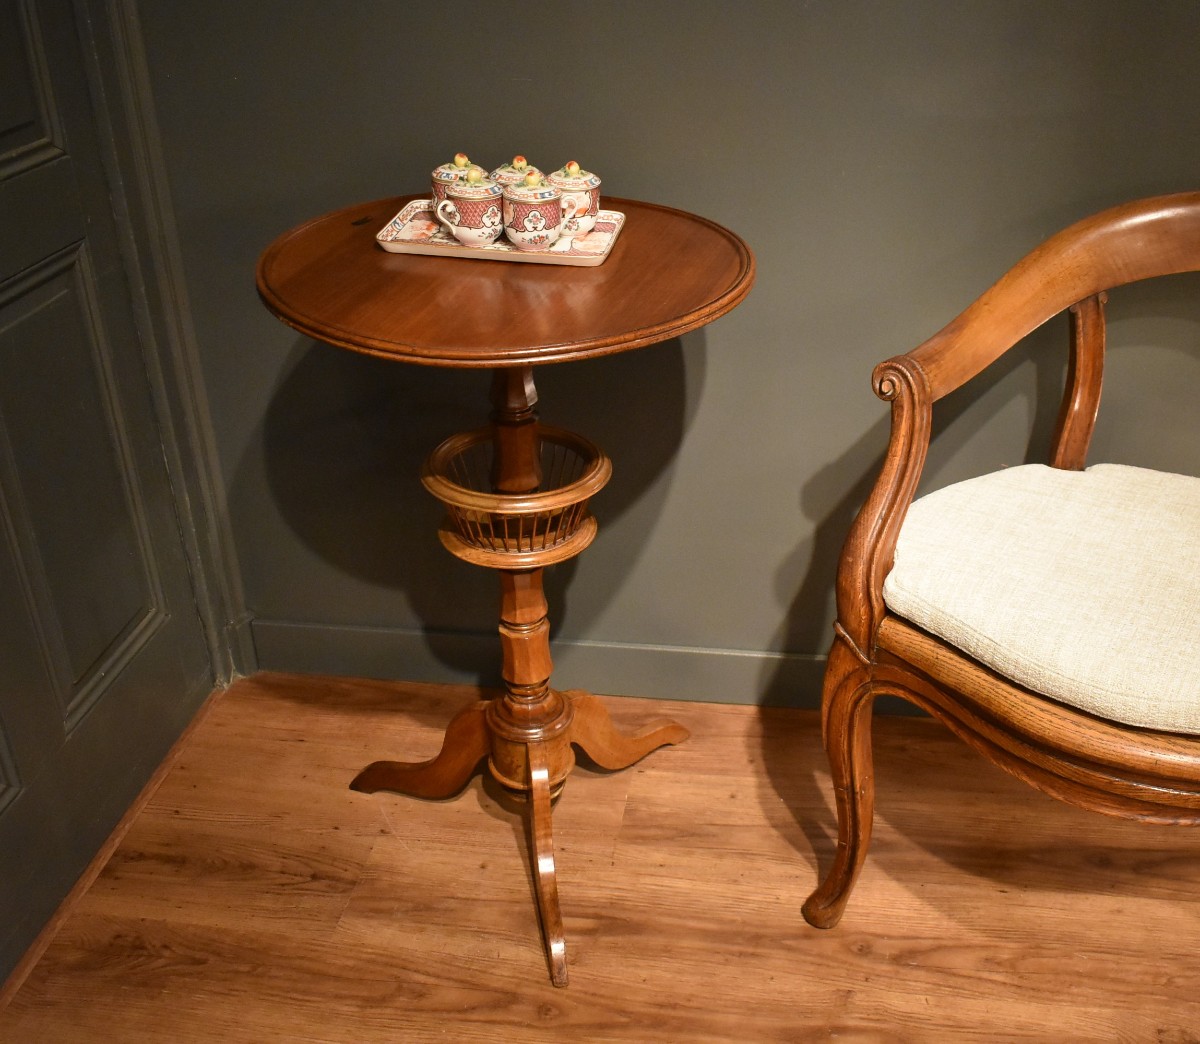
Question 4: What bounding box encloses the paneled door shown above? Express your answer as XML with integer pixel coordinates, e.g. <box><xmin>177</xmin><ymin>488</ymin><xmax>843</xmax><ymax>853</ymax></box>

<box><xmin>0</xmin><ymin>0</ymin><xmax>215</xmax><ymax>977</ymax></box>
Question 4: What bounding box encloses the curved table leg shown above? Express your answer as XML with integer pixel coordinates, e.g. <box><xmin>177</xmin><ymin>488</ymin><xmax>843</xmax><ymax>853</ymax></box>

<box><xmin>527</xmin><ymin>742</ymin><xmax>568</xmax><ymax>987</ymax></box>
<box><xmin>567</xmin><ymin>691</ymin><xmax>690</xmax><ymax>771</ymax></box>
<box><xmin>350</xmin><ymin>700</ymin><xmax>491</xmax><ymax>800</ymax></box>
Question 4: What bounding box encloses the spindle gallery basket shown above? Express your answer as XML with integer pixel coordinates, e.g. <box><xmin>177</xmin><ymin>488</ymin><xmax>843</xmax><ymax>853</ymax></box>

<box><xmin>421</xmin><ymin>424</ymin><xmax>612</xmax><ymax>569</ymax></box>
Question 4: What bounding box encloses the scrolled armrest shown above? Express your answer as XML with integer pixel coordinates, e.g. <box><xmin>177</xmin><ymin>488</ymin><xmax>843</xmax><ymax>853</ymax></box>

<box><xmin>834</xmin><ymin>355</ymin><xmax>932</xmax><ymax>657</ymax></box>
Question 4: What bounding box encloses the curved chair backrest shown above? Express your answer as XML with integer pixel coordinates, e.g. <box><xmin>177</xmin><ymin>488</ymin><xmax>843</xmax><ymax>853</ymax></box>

<box><xmin>909</xmin><ymin>192</ymin><xmax>1200</xmax><ymax>401</ymax></box>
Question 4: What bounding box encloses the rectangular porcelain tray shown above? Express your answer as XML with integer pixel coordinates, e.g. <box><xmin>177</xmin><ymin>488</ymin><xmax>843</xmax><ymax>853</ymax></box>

<box><xmin>376</xmin><ymin>199</ymin><xmax>624</xmax><ymax>266</ymax></box>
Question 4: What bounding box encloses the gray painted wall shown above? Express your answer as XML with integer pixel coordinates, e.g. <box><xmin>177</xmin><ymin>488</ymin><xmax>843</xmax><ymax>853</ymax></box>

<box><xmin>136</xmin><ymin>0</ymin><xmax>1200</xmax><ymax>706</ymax></box>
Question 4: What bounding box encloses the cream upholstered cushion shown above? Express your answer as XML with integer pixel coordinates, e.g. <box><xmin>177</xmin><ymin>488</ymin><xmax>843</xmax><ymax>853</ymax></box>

<box><xmin>882</xmin><ymin>463</ymin><xmax>1200</xmax><ymax>734</ymax></box>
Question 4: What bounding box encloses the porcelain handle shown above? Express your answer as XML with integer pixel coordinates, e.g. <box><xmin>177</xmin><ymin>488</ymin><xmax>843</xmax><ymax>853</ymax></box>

<box><xmin>435</xmin><ymin>198</ymin><xmax>457</xmax><ymax>232</ymax></box>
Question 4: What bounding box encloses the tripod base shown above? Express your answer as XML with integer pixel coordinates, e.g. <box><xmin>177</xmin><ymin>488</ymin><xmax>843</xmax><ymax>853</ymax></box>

<box><xmin>350</xmin><ymin>689</ymin><xmax>688</xmax><ymax>986</ymax></box>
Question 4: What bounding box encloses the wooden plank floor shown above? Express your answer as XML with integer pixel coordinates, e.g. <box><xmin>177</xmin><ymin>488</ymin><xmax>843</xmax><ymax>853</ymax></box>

<box><xmin>2</xmin><ymin>672</ymin><xmax>1199</xmax><ymax>1042</ymax></box>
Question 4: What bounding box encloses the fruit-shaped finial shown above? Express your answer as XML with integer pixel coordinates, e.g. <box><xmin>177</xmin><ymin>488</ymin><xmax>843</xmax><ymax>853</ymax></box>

<box><xmin>466</xmin><ymin>167</ymin><xmax>484</xmax><ymax>184</ymax></box>
<box><xmin>511</xmin><ymin>155</ymin><xmax>528</xmax><ymax>171</ymax></box>
<box><xmin>564</xmin><ymin>160</ymin><xmax>581</xmax><ymax>177</ymax></box>
<box><xmin>453</xmin><ymin>152</ymin><xmax>470</xmax><ymax>169</ymax></box>
<box><xmin>523</xmin><ymin>170</ymin><xmax>542</xmax><ymax>188</ymax></box>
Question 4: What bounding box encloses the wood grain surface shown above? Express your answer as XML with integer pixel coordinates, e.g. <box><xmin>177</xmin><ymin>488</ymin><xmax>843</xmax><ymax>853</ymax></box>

<box><xmin>255</xmin><ymin>196</ymin><xmax>755</xmax><ymax>367</ymax></box>
<box><xmin>2</xmin><ymin>673</ymin><xmax>1198</xmax><ymax>1041</ymax></box>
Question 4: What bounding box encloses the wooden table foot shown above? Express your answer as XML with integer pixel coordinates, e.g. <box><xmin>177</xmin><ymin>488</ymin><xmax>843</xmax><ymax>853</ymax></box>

<box><xmin>567</xmin><ymin>690</ymin><xmax>690</xmax><ymax>770</ymax></box>
<box><xmin>351</xmin><ymin>688</ymin><xmax>688</xmax><ymax>986</ymax></box>
<box><xmin>527</xmin><ymin>742</ymin><xmax>569</xmax><ymax>987</ymax></box>
<box><xmin>349</xmin><ymin>700</ymin><xmax>490</xmax><ymax>799</ymax></box>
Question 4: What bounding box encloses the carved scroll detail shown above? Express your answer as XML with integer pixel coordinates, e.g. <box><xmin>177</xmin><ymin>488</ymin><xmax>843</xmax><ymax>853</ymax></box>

<box><xmin>834</xmin><ymin>356</ymin><xmax>932</xmax><ymax>656</ymax></box>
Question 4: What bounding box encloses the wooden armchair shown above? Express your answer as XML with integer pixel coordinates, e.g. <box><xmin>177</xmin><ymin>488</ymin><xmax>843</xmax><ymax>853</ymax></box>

<box><xmin>803</xmin><ymin>192</ymin><xmax>1200</xmax><ymax>929</ymax></box>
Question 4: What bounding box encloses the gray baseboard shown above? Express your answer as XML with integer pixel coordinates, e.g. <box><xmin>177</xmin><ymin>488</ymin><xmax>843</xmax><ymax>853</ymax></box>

<box><xmin>250</xmin><ymin>619</ymin><xmax>826</xmax><ymax>708</ymax></box>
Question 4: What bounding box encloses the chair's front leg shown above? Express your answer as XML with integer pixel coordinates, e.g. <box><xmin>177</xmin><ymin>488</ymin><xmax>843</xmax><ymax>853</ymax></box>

<box><xmin>803</xmin><ymin>638</ymin><xmax>877</xmax><ymax>929</ymax></box>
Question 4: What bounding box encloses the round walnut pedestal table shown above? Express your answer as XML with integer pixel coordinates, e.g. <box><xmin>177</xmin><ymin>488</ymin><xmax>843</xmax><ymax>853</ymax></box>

<box><xmin>256</xmin><ymin>194</ymin><xmax>755</xmax><ymax>986</ymax></box>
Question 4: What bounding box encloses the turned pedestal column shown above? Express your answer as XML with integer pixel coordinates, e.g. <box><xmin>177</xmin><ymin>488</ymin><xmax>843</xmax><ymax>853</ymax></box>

<box><xmin>350</xmin><ymin>366</ymin><xmax>687</xmax><ymax>986</ymax></box>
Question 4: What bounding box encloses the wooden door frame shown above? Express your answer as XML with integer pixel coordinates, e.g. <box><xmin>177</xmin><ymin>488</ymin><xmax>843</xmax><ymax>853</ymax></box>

<box><xmin>76</xmin><ymin>0</ymin><xmax>251</xmax><ymax>680</ymax></box>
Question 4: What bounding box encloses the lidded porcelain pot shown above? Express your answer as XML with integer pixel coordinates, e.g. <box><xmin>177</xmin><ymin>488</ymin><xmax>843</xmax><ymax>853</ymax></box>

<box><xmin>435</xmin><ymin>170</ymin><xmax>504</xmax><ymax>246</ymax></box>
<box><xmin>502</xmin><ymin>171</ymin><xmax>563</xmax><ymax>251</ymax></box>
<box><xmin>431</xmin><ymin>152</ymin><xmax>488</xmax><ymax>206</ymax></box>
<box><xmin>489</xmin><ymin>154</ymin><xmax>543</xmax><ymax>187</ymax></box>
<box><xmin>546</xmin><ymin>161</ymin><xmax>601</xmax><ymax>237</ymax></box>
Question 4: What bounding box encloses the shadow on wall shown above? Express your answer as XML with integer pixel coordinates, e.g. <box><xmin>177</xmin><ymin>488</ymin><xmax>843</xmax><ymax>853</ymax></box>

<box><xmin>256</xmin><ymin>332</ymin><xmax>697</xmax><ymax>681</ymax></box>
<box><xmin>757</xmin><ymin>318</ymin><xmax>1065</xmax><ymax>714</ymax></box>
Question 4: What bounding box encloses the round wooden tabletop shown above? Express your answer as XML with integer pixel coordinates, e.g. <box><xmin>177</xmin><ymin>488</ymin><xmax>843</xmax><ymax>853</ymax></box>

<box><xmin>256</xmin><ymin>195</ymin><xmax>755</xmax><ymax>368</ymax></box>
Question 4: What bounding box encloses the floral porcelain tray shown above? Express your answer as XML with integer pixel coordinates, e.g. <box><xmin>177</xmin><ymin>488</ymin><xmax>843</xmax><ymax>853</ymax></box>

<box><xmin>376</xmin><ymin>199</ymin><xmax>625</xmax><ymax>267</ymax></box>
